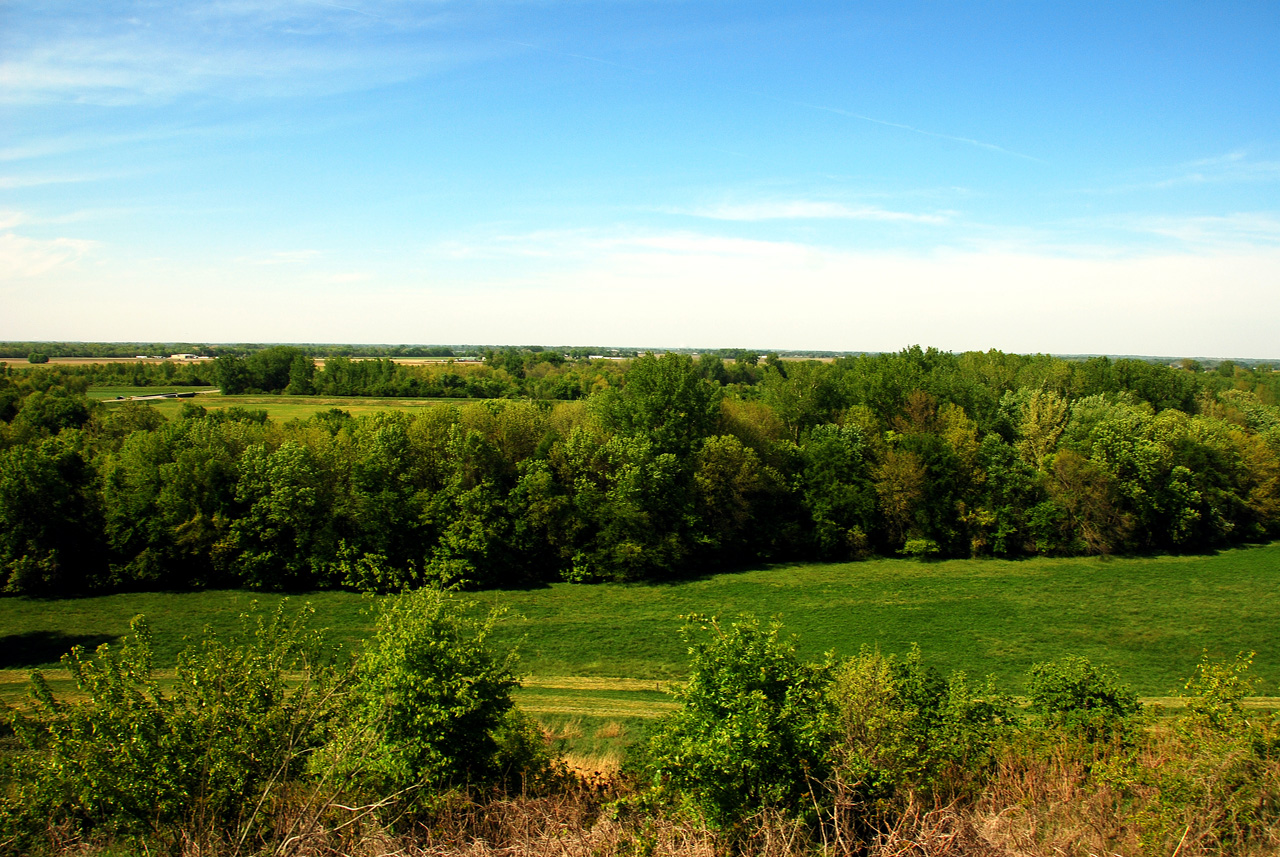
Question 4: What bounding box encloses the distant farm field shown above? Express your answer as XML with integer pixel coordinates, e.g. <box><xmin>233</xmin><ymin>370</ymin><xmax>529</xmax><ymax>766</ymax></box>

<box><xmin>96</xmin><ymin>391</ymin><xmax>456</xmax><ymax>420</ymax></box>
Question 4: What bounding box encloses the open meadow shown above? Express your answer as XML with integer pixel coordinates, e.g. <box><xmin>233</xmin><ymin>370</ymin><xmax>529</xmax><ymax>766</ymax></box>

<box><xmin>94</xmin><ymin>389</ymin><xmax>454</xmax><ymax>420</ymax></box>
<box><xmin>3</xmin><ymin>544</ymin><xmax>1278</xmax><ymax>760</ymax></box>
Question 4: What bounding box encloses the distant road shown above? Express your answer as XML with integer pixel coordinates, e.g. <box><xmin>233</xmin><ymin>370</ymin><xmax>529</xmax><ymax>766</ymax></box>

<box><xmin>117</xmin><ymin>390</ymin><xmax>221</xmax><ymax>402</ymax></box>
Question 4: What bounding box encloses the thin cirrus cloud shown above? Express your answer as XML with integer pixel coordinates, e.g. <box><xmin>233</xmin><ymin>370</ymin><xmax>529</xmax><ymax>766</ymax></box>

<box><xmin>437</xmin><ymin>228</ymin><xmax>820</xmax><ymax>263</ymax></box>
<box><xmin>1168</xmin><ymin>159</ymin><xmax>1280</xmax><ymax>188</ymax></box>
<box><xmin>1127</xmin><ymin>213</ymin><xmax>1280</xmax><ymax>246</ymax></box>
<box><xmin>0</xmin><ymin>41</ymin><xmax>435</xmax><ymax>106</ymax></box>
<box><xmin>778</xmin><ymin>98</ymin><xmax>1043</xmax><ymax>163</ymax></box>
<box><xmin>1144</xmin><ymin>153</ymin><xmax>1280</xmax><ymax>191</ymax></box>
<box><xmin>1078</xmin><ymin>151</ymin><xmax>1280</xmax><ymax>195</ymax></box>
<box><xmin>0</xmin><ymin>209</ymin><xmax>108</xmax><ymax>230</ymax></box>
<box><xmin>0</xmin><ymin>171</ymin><xmax>123</xmax><ymax>189</ymax></box>
<box><xmin>0</xmin><ymin>231</ymin><xmax>98</xmax><ymax>279</ymax></box>
<box><xmin>0</xmin><ymin>1</ymin><xmax>465</xmax><ymax>105</ymax></box>
<box><xmin>680</xmin><ymin>201</ymin><xmax>953</xmax><ymax>224</ymax></box>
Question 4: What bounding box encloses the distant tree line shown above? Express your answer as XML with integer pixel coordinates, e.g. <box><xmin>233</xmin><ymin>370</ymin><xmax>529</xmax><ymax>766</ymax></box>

<box><xmin>16</xmin><ymin>359</ymin><xmax>219</xmax><ymax>388</ymax></box>
<box><xmin>1</xmin><ymin>348</ymin><xmax>1278</xmax><ymax>596</ymax></box>
<box><xmin>209</xmin><ymin>346</ymin><xmax>636</xmax><ymax>400</ymax></box>
<box><xmin>0</xmin><ymin>341</ymin><xmax>610</xmax><ymax>361</ymax></box>
<box><xmin>0</xmin><ymin>342</ymin><xmax>223</xmax><ymax>359</ymax></box>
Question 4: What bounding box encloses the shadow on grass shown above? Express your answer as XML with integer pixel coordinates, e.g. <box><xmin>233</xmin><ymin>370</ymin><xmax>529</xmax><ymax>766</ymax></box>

<box><xmin>0</xmin><ymin>631</ymin><xmax>119</xmax><ymax>669</ymax></box>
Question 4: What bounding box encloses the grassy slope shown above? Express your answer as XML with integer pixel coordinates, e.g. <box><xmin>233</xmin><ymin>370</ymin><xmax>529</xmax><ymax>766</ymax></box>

<box><xmin>2</xmin><ymin>545</ymin><xmax>1277</xmax><ymax>699</ymax></box>
<box><xmin>477</xmin><ymin>546</ymin><xmax>1280</xmax><ymax>695</ymax></box>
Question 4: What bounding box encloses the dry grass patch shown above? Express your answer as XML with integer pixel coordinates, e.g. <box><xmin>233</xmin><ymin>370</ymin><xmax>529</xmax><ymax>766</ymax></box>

<box><xmin>520</xmin><ymin>698</ymin><xmax>677</xmax><ymax>719</ymax></box>
<box><xmin>563</xmin><ymin>751</ymin><xmax>623</xmax><ymax>778</ymax></box>
<box><xmin>543</xmin><ymin>718</ymin><xmax>583</xmax><ymax>741</ymax></box>
<box><xmin>593</xmin><ymin>721</ymin><xmax>624</xmax><ymax>740</ymax></box>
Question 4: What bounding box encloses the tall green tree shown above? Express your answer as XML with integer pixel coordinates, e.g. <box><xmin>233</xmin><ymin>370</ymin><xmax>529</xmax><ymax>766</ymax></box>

<box><xmin>0</xmin><ymin>434</ymin><xmax>104</xmax><ymax>594</ymax></box>
<box><xmin>599</xmin><ymin>352</ymin><xmax>720</xmax><ymax>458</ymax></box>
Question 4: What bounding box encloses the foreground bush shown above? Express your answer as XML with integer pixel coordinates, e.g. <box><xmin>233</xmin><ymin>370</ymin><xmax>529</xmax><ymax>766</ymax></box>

<box><xmin>828</xmin><ymin>646</ymin><xmax>1011</xmax><ymax>816</ymax></box>
<box><xmin>1024</xmin><ymin>654</ymin><xmax>1141</xmax><ymax>742</ymax></box>
<box><xmin>982</xmin><ymin>661</ymin><xmax>1279</xmax><ymax>856</ymax></box>
<box><xmin>4</xmin><ymin>609</ymin><xmax>1279</xmax><ymax>856</ymax></box>
<box><xmin>641</xmin><ymin>616</ymin><xmax>834</xmax><ymax>828</ymax></box>
<box><xmin>1</xmin><ymin>604</ymin><xmax>348</xmax><ymax>850</ymax></box>
<box><xmin>0</xmin><ymin>593</ymin><xmax>557</xmax><ymax>854</ymax></box>
<box><xmin>638</xmin><ymin>622</ymin><xmax>1278</xmax><ymax>855</ymax></box>
<box><xmin>334</xmin><ymin>586</ymin><xmax>559</xmax><ymax>800</ymax></box>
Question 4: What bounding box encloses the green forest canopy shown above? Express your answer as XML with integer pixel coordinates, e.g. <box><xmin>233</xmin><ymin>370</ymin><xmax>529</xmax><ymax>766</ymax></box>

<box><xmin>1</xmin><ymin>346</ymin><xmax>1278</xmax><ymax>595</ymax></box>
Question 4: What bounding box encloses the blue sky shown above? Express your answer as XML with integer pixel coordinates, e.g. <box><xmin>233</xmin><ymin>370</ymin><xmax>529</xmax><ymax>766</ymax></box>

<box><xmin>3</xmin><ymin>1</ymin><xmax>1278</xmax><ymax>356</ymax></box>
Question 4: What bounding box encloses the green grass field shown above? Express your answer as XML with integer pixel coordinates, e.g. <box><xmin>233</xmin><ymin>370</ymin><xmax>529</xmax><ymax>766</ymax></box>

<box><xmin>4</xmin><ymin>545</ymin><xmax>1278</xmax><ymax>756</ymax></box>
<box><xmin>94</xmin><ymin>390</ymin><xmax>455</xmax><ymax>420</ymax></box>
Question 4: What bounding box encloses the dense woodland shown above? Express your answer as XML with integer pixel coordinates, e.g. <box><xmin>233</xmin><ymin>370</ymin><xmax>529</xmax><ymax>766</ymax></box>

<box><xmin>2</xmin><ymin>347</ymin><xmax>1279</xmax><ymax>596</ymax></box>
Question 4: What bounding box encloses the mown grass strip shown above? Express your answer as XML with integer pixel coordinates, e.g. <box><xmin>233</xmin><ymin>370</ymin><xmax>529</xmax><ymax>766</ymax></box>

<box><xmin>521</xmin><ymin>676</ymin><xmax>681</xmax><ymax>693</ymax></box>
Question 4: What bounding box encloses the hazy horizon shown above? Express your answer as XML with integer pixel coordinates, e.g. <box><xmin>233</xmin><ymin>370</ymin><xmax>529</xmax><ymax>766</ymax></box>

<box><xmin>5</xmin><ymin>340</ymin><xmax>1276</xmax><ymax>364</ymax></box>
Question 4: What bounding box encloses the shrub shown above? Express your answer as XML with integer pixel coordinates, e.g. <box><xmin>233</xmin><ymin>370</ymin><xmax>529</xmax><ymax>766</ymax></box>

<box><xmin>642</xmin><ymin>616</ymin><xmax>834</xmax><ymax>828</ymax></box>
<box><xmin>1183</xmin><ymin>650</ymin><xmax>1259</xmax><ymax>733</ymax></box>
<box><xmin>1025</xmin><ymin>655</ymin><xmax>1140</xmax><ymax>741</ymax></box>
<box><xmin>26</xmin><ymin>353</ymin><xmax>48</xmax><ymax>364</ymax></box>
<box><xmin>0</xmin><ymin>604</ymin><xmax>348</xmax><ymax>849</ymax></box>
<box><xmin>338</xmin><ymin>587</ymin><xmax>534</xmax><ymax>797</ymax></box>
<box><xmin>899</xmin><ymin>538</ymin><xmax>941</xmax><ymax>560</ymax></box>
<box><xmin>828</xmin><ymin>647</ymin><xmax>1012</xmax><ymax>810</ymax></box>
<box><xmin>1119</xmin><ymin>654</ymin><xmax>1280</xmax><ymax>853</ymax></box>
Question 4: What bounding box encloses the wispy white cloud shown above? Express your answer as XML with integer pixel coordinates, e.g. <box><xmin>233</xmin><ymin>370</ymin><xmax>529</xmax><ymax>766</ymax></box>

<box><xmin>1152</xmin><ymin>157</ymin><xmax>1280</xmax><ymax>189</ymax></box>
<box><xmin>1081</xmin><ymin>151</ymin><xmax>1280</xmax><ymax>194</ymax></box>
<box><xmin>1122</xmin><ymin>212</ymin><xmax>1280</xmax><ymax>247</ymax></box>
<box><xmin>777</xmin><ymin>98</ymin><xmax>1043</xmax><ymax>162</ymax></box>
<box><xmin>319</xmin><ymin>270</ymin><xmax>374</xmax><ymax>284</ymax></box>
<box><xmin>1184</xmin><ymin>151</ymin><xmax>1249</xmax><ymax>169</ymax></box>
<box><xmin>436</xmin><ymin>228</ymin><xmax>813</xmax><ymax>262</ymax></box>
<box><xmin>0</xmin><ymin>1</ymin><xmax>468</xmax><ymax>105</ymax></box>
<box><xmin>0</xmin><ymin>171</ymin><xmax>123</xmax><ymax>189</ymax></box>
<box><xmin>0</xmin><ymin>232</ymin><xmax>98</xmax><ymax>278</ymax></box>
<box><xmin>680</xmin><ymin>200</ymin><xmax>952</xmax><ymax>224</ymax></box>
<box><xmin>0</xmin><ymin>124</ymin><xmax>239</xmax><ymax>163</ymax></box>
